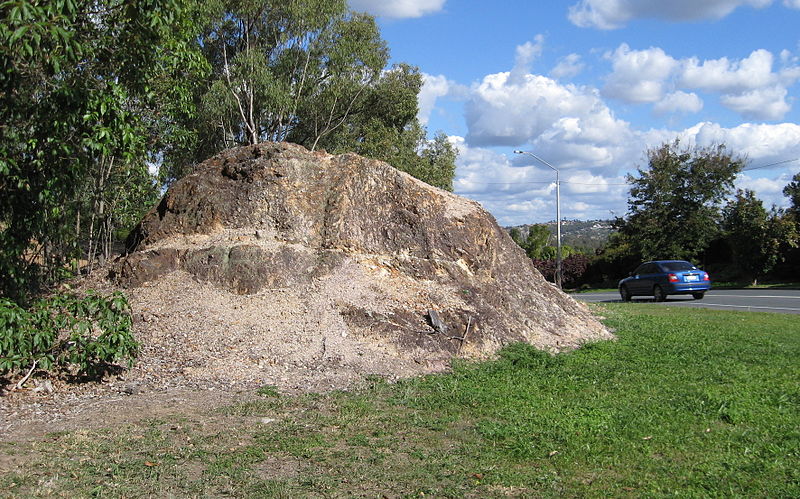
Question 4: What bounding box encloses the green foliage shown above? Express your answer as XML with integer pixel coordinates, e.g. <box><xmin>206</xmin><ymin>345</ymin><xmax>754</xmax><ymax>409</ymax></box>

<box><xmin>514</xmin><ymin>224</ymin><xmax>551</xmax><ymax>259</ymax></box>
<box><xmin>0</xmin><ymin>292</ymin><xmax>137</xmax><ymax>377</ymax></box>
<box><xmin>166</xmin><ymin>1</ymin><xmax>457</xmax><ymax>190</ymax></box>
<box><xmin>784</xmin><ymin>172</ymin><xmax>800</xmax><ymax>215</ymax></box>
<box><xmin>0</xmin><ymin>0</ymin><xmax>204</xmax><ymax>300</ymax></box>
<box><xmin>618</xmin><ymin>141</ymin><xmax>743</xmax><ymax>261</ymax></box>
<box><xmin>721</xmin><ymin>189</ymin><xmax>798</xmax><ymax>284</ymax></box>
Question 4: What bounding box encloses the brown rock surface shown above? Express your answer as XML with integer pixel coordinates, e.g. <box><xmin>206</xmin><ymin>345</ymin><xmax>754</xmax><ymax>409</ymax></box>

<box><xmin>1</xmin><ymin>142</ymin><xmax>614</xmax><ymax>438</ymax></box>
<box><xmin>115</xmin><ymin>142</ymin><xmax>611</xmax><ymax>379</ymax></box>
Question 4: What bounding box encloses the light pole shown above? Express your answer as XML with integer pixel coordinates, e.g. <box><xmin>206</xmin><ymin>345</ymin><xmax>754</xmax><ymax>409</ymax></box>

<box><xmin>514</xmin><ymin>150</ymin><xmax>562</xmax><ymax>289</ymax></box>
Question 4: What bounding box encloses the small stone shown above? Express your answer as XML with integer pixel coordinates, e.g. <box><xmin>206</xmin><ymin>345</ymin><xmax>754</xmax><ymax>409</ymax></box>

<box><xmin>32</xmin><ymin>380</ymin><xmax>54</xmax><ymax>394</ymax></box>
<box><xmin>121</xmin><ymin>384</ymin><xmax>139</xmax><ymax>395</ymax></box>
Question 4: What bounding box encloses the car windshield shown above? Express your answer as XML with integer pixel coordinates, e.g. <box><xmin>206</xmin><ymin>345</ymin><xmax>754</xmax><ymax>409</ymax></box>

<box><xmin>660</xmin><ymin>261</ymin><xmax>696</xmax><ymax>271</ymax></box>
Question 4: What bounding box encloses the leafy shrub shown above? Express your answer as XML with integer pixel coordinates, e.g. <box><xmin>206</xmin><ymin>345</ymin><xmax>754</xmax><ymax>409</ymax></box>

<box><xmin>531</xmin><ymin>254</ymin><xmax>592</xmax><ymax>288</ymax></box>
<box><xmin>0</xmin><ymin>292</ymin><xmax>138</xmax><ymax>378</ymax></box>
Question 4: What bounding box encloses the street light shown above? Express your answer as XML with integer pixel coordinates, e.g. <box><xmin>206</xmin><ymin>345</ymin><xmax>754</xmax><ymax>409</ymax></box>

<box><xmin>513</xmin><ymin>150</ymin><xmax>562</xmax><ymax>289</ymax></box>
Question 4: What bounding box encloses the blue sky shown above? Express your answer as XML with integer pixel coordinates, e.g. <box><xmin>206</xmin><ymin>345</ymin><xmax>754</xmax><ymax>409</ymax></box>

<box><xmin>348</xmin><ymin>0</ymin><xmax>800</xmax><ymax>225</ymax></box>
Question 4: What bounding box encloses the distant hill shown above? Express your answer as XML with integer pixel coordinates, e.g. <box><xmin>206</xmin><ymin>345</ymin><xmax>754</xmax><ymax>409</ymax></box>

<box><xmin>505</xmin><ymin>220</ymin><xmax>614</xmax><ymax>252</ymax></box>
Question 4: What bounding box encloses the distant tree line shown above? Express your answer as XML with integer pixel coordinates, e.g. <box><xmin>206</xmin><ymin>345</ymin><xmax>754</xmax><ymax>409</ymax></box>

<box><xmin>512</xmin><ymin>141</ymin><xmax>800</xmax><ymax>288</ymax></box>
<box><xmin>0</xmin><ymin>0</ymin><xmax>457</xmax><ymax>302</ymax></box>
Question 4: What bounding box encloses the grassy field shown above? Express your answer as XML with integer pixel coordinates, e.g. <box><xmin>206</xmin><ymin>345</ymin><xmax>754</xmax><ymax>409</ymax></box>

<box><xmin>2</xmin><ymin>304</ymin><xmax>799</xmax><ymax>497</ymax></box>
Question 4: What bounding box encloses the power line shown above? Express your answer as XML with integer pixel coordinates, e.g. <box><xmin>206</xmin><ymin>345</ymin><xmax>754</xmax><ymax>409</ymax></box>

<box><xmin>741</xmin><ymin>158</ymin><xmax>799</xmax><ymax>172</ymax></box>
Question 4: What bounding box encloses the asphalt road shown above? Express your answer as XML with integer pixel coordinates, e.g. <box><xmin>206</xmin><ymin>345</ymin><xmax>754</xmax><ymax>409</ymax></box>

<box><xmin>572</xmin><ymin>289</ymin><xmax>800</xmax><ymax>315</ymax></box>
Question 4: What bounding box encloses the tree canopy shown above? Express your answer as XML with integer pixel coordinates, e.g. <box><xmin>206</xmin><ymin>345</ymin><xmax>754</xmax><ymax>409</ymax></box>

<box><xmin>161</xmin><ymin>0</ymin><xmax>457</xmax><ymax>189</ymax></box>
<box><xmin>0</xmin><ymin>0</ymin><xmax>205</xmax><ymax>299</ymax></box>
<box><xmin>721</xmin><ymin>189</ymin><xmax>797</xmax><ymax>284</ymax></box>
<box><xmin>784</xmin><ymin>172</ymin><xmax>800</xmax><ymax>217</ymax></box>
<box><xmin>617</xmin><ymin>141</ymin><xmax>744</xmax><ymax>262</ymax></box>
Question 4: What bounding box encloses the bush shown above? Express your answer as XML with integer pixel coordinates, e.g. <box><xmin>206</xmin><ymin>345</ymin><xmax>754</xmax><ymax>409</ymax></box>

<box><xmin>531</xmin><ymin>254</ymin><xmax>592</xmax><ymax>289</ymax></box>
<box><xmin>0</xmin><ymin>291</ymin><xmax>138</xmax><ymax>379</ymax></box>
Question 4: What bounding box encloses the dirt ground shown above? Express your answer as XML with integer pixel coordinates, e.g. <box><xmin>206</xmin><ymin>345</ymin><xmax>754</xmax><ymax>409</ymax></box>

<box><xmin>0</xmin><ymin>263</ymin><xmax>459</xmax><ymax>442</ymax></box>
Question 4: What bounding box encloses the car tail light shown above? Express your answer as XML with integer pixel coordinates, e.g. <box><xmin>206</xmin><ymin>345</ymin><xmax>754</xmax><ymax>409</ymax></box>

<box><xmin>703</xmin><ymin>273</ymin><xmax>710</xmax><ymax>281</ymax></box>
<box><xmin>668</xmin><ymin>273</ymin><xmax>678</xmax><ymax>282</ymax></box>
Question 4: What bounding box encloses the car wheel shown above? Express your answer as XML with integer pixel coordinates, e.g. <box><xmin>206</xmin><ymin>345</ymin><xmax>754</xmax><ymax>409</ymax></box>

<box><xmin>653</xmin><ymin>285</ymin><xmax>666</xmax><ymax>302</ymax></box>
<box><xmin>619</xmin><ymin>285</ymin><xmax>631</xmax><ymax>302</ymax></box>
<box><xmin>692</xmin><ymin>292</ymin><xmax>705</xmax><ymax>300</ymax></box>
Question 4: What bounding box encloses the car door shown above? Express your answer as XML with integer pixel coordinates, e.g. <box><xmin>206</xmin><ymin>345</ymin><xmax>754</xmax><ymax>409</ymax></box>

<box><xmin>628</xmin><ymin>264</ymin><xmax>650</xmax><ymax>294</ymax></box>
<box><xmin>638</xmin><ymin>263</ymin><xmax>660</xmax><ymax>293</ymax></box>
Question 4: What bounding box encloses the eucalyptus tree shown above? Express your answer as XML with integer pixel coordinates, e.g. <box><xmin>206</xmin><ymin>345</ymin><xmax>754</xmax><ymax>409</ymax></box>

<box><xmin>169</xmin><ymin>0</ymin><xmax>457</xmax><ymax>190</ymax></box>
<box><xmin>721</xmin><ymin>189</ymin><xmax>797</xmax><ymax>284</ymax></box>
<box><xmin>193</xmin><ymin>0</ymin><xmax>387</xmax><ymax>150</ymax></box>
<box><xmin>618</xmin><ymin>141</ymin><xmax>744</xmax><ymax>262</ymax></box>
<box><xmin>0</xmin><ymin>0</ymin><xmax>203</xmax><ymax>299</ymax></box>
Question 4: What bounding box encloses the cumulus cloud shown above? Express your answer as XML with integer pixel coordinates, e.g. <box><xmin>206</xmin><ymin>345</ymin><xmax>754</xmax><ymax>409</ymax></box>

<box><xmin>568</xmin><ymin>0</ymin><xmax>773</xmax><ymax>29</ymax></box>
<box><xmin>653</xmin><ymin>91</ymin><xmax>704</xmax><ymax>114</ymax></box>
<box><xmin>551</xmin><ymin>54</ymin><xmax>586</xmax><ymax>79</ymax></box>
<box><xmin>683</xmin><ymin>121</ymin><xmax>800</xmax><ymax>163</ymax></box>
<box><xmin>418</xmin><ymin>74</ymin><xmax>451</xmax><ymax>126</ymax></box>
<box><xmin>509</xmin><ymin>36</ymin><xmax>545</xmax><ymax>85</ymax></box>
<box><xmin>679</xmin><ymin>49</ymin><xmax>777</xmax><ymax>93</ymax></box>
<box><xmin>601</xmin><ymin>46</ymin><xmax>800</xmax><ymax>120</ymax></box>
<box><xmin>432</xmin><ymin>38</ymin><xmax>800</xmax><ymax>223</ymax></box>
<box><xmin>735</xmin><ymin>174</ymin><xmax>795</xmax><ymax>208</ymax></box>
<box><xmin>450</xmin><ymin>137</ymin><xmax>570</xmax><ymax>224</ymax></box>
<box><xmin>602</xmin><ymin>44</ymin><xmax>679</xmax><ymax>103</ymax></box>
<box><xmin>348</xmin><ymin>0</ymin><xmax>446</xmax><ymax>18</ymax></box>
<box><xmin>464</xmin><ymin>61</ymin><xmax>632</xmax><ymax>155</ymax></box>
<box><xmin>564</xmin><ymin>171</ymin><xmax>614</xmax><ymax>193</ymax></box>
<box><xmin>720</xmin><ymin>86</ymin><xmax>791</xmax><ymax>120</ymax></box>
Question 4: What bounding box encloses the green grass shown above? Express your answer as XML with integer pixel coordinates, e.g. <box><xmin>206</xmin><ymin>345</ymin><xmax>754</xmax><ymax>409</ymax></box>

<box><xmin>2</xmin><ymin>304</ymin><xmax>799</xmax><ymax>497</ymax></box>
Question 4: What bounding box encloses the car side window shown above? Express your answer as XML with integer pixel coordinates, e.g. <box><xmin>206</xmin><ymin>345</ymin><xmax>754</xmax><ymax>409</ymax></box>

<box><xmin>634</xmin><ymin>264</ymin><xmax>647</xmax><ymax>275</ymax></box>
<box><xmin>641</xmin><ymin>264</ymin><xmax>656</xmax><ymax>274</ymax></box>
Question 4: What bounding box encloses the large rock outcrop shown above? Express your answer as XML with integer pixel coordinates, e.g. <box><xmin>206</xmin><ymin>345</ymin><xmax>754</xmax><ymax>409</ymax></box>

<box><xmin>114</xmin><ymin>142</ymin><xmax>611</xmax><ymax>385</ymax></box>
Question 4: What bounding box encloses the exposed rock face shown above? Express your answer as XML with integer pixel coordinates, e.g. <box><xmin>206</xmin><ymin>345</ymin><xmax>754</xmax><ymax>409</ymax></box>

<box><xmin>116</xmin><ymin>142</ymin><xmax>611</xmax><ymax>372</ymax></box>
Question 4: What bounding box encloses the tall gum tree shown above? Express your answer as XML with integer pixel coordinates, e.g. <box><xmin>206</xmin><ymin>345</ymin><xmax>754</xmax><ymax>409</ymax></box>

<box><xmin>721</xmin><ymin>189</ymin><xmax>798</xmax><ymax>285</ymax></box>
<box><xmin>168</xmin><ymin>0</ymin><xmax>457</xmax><ymax>191</ymax></box>
<box><xmin>0</xmin><ymin>0</ymin><xmax>204</xmax><ymax>299</ymax></box>
<box><xmin>619</xmin><ymin>141</ymin><xmax>744</xmax><ymax>262</ymax></box>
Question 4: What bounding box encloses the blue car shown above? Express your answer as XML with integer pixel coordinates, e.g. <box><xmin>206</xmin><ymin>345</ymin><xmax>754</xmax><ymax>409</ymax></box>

<box><xmin>619</xmin><ymin>260</ymin><xmax>711</xmax><ymax>302</ymax></box>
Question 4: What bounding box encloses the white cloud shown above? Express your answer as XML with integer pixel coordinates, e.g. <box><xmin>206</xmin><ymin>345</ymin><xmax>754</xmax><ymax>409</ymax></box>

<box><xmin>450</xmin><ymin>138</ymin><xmax>632</xmax><ymax>224</ymax></box>
<box><xmin>348</xmin><ymin>0</ymin><xmax>446</xmax><ymax>18</ymax></box>
<box><xmin>653</xmin><ymin>91</ymin><xmax>704</xmax><ymax>114</ymax></box>
<box><xmin>735</xmin><ymin>174</ymin><xmax>794</xmax><ymax>208</ymax></box>
<box><xmin>551</xmin><ymin>54</ymin><xmax>586</xmax><ymax>79</ymax></box>
<box><xmin>602</xmin><ymin>44</ymin><xmax>679</xmax><ymax>103</ymax></box>
<box><xmin>509</xmin><ymin>36</ymin><xmax>545</xmax><ymax>85</ymax></box>
<box><xmin>684</xmin><ymin>122</ymin><xmax>800</xmax><ymax>162</ymax></box>
<box><xmin>679</xmin><ymin>49</ymin><xmax>777</xmax><ymax>93</ymax></box>
<box><xmin>418</xmin><ymin>74</ymin><xmax>451</xmax><ymax>126</ymax></box>
<box><xmin>720</xmin><ymin>86</ymin><xmax>791</xmax><ymax>120</ymax></box>
<box><xmin>452</xmin><ymin>137</ymin><xmax>550</xmax><ymax>196</ymax></box>
<box><xmin>600</xmin><ymin>46</ymin><xmax>800</xmax><ymax>120</ymax></box>
<box><xmin>568</xmin><ymin>0</ymin><xmax>773</xmax><ymax>29</ymax></box>
<box><xmin>424</xmin><ymin>38</ymin><xmax>800</xmax><ymax>225</ymax></box>
<box><xmin>564</xmin><ymin>171</ymin><xmax>613</xmax><ymax>193</ymax></box>
<box><xmin>464</xmin><ymin>66</ymin><xmax>632</xmax><ymax>153</ymax></box>
<box><xmin>784</xmin><ymin>0</ymin><xmax>800</xmax><ymax>8</ymax></box>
